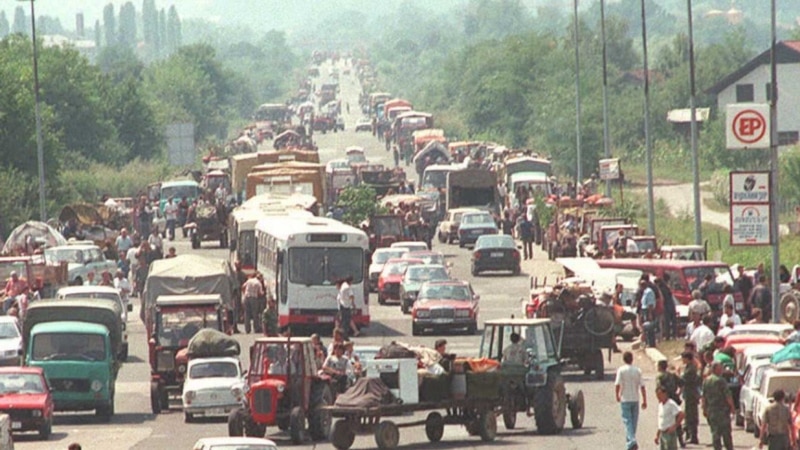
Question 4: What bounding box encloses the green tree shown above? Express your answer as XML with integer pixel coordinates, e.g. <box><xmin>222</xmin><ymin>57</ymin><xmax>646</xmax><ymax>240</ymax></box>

<box><xmin>103</xmin><ymin>77</ymin><xmax>162</xmax><ymax>160</ymax></box>
<box><xmin>103</xmin><ymin>3</ymin><xmax>116</xmax><ymax>47</ymax></box>
<box><xmin>12</xmin><ymin>6</ymin><xmax>26</xmax><ymax>35</ymax></box>
<box><xmin>166</xmin><ymin>5</ymin><xmax>181</xmax><ymax>53</ymax></box>
<box><xmin>142</xmin><ymin>0</ymin><xmax>158</xmax><ymax>56</ymax></box>
<box><xmin>97</xmin><ymin>44</ymin><xmax>143</xmax><ymax>82</ymax></box>
<box><xmin>118</xmin><ymin>2</ymin><xmax>137</xmax><ymax>49</ymax></box>
<box><xmin>94</xmin><ymin>19</ymin><xmax>102</xmax><ymax>49</ymax></box>
<box><xmin>158</xmin><ymin>8</ymin><xmax>167</xmax><ymax>56</ymax></box>
<box><xmin>0</xmin><ymin>11</ymin><xmax>10</xmax><ymax>37</ymax></box>
<box><xmin>336</xmin><ymin>186</ymin><xmax>387</xmax><ymax>227</ymax></box>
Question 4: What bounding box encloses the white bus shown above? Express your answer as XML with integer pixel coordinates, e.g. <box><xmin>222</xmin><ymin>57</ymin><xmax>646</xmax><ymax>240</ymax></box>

<box><xmin>255</xmin><ymin>216</ymin><xmax>369</xmax><ymax>332</ymax></box>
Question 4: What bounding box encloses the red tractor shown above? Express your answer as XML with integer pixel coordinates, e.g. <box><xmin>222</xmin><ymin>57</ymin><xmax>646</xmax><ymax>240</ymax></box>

<box><xmin>228</xmin><ymin>337</ymin><xmax>334</xmax><ymax>444</ymax></box>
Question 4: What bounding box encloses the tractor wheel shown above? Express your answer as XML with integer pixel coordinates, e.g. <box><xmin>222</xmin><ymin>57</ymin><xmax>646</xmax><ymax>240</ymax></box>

<box><xmin>150</xmin><ymin>381</ymin><xmax>161</xmax><ymax>414</ymax></box>
<box><xmin>309</xmin><ymin>385</ymin><xmax>333</xmax><ymax>441</ymax></box>
<box><xmin>374</xmin><ymin>420</ymin><xmax>399</xmax><ymax>449</ymax></box>
<box><xmin>593</xmin><ymin>350</ymin><xmax>605</xmax><ymax>380</ymax></box>
<box><xmin>478</xmin><ymin>410</ymin><xmax>497</xmax><ymax>442</ymax></box>
<box><xmin>191</xmin><ymin>234</ymin><xmax>200</xmax><ymax>249</ymax></box>
<box><xmin>534</xmin><ymin>370</ymin><xmax>567</xmax><ymax>435</ymax></box>
<box><xmin>95</xmin><ymin>393</ymin><xmax>114</xmax><ymax>422</ymax></box>
<box><xmin>502</xmin><ymin>396</ymin><xmax>517</xmax><ymax>430</ymax></box>
<box><xmin>330</xmin><ymin>419</ymin><xmax>355</xmax><ymax>450</ymax></box>
<box><xmin>424</xmin><ymin>412</ymin><xmax>444</xmax><ymax>443</ymax></box>
<box><xmin>289</xmin><ymin>406</ymin><xmax>307</xmax><ymax>444</ymax></box>
<box><xmin>569</xmin><ymin>390</ymin><xmax>585</xmax><ymax>429</ymax></box>
<box><xmin>227</xmin><ymin>408</ymin><xmax>244</xmax><ymax>436</ymax></box>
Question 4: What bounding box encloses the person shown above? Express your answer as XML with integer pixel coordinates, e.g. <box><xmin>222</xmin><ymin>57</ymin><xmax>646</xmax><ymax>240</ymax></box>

<box><xmin>626</xmin><ymin>235</ymin><xmax>640</xmax><ymax>255</ymax></box>
<box><xmin>687</xmin><ymin>290</ymin><xmax>710</xmax><ymax>322</ymax></box>
<box><xmin>115</xmin><ymin>228</ymin><xmax>134</xmax><ymax>256</ymax></box>
<box><xmin>779</xmin><ymin>264</ymin><xmax>791</xmax><ymax>284</ymax></box>
<box><xmin>165</xmin><ymin>247</ymin><xmax>177</xmax><ymax>258</ymax></box>
<box><xmin>519</xmin><ymin>214</ymin><xmax>534</xmax><ymax>260</ymax></box>
<box><xmin>241</xmin><ymin>274</ymin><xmax>264</xmax><ymax>334</ymax></box>
<box><xmin>502</xmin><ymin>332</ymin><xmax>526</xmax><ymax>365</ymax></box>
<box><xmin>657</xmin><ymin>275</ymin><xmax>678</xmax><ymax>340</ymax></box>
<box><xmin>114</xmin><ymin>270</ymin><xmax>132</xmax><ymax>309</ymax></box>
<box><xmin>681</xmin><ymin>351</ymin><xmax>701</xmax><ymax>444</ymax></box>
<box><xmin>99</xmin><ymin>271</ymin><xmax>114</xmax><ymax>287</ymax></box>
<box><xmin>84</xmin><ymin>271</ymin><xmax>98</xmax><ymax>286</ymax></box>
<box><xmin>719</xmin><ymin>302</ymin><xmax>741</xmax><ymax>328</ymax></box>
<box><xmin>615</xmin><ymin>351</ymin><xmax>647</xmax><ymax>450</ymax></box>
<box><xmin>164</xmin><ymin>197</ymin><xmax>178</xmax><ymax>241</ymax></box>
<box><xmin>311</xmin><ymin>333</ymin><xmax>327</xmax><ymax>368</ymax></box>
<box><xmin>786</xmin><ymin>320</ymin><xmax>800</xmax><ymax>344</ymax></box>
<box><xmin>336</xmin><ymin>277</ymin><xmax>359</xmax><ymax>338</ymax></box>
<box><xmin>147</xmin><ymin>230</ymin><xmax>163</xmax><ymax>259</ymax></box>
<box><xmin>690</xmin><ymin>315</ymin><xmax>715</xmax><ymax>353</ymax></box>
<box><xmin>717</xmin><ymin>319</ymin><xmax>735</xmax><ymax>338</ymax></box>
<box><xmin>655</xmin><ymin>385</ymin><xmax>684</xmax><ymax>450</ymax></box>
<box><xmin>655</xmin><ymin>360</ymin><xmax>684</xmax><ymax>448</ymax></box>
<box><xmin>322</xmin><ymin>343</ymin><xmax>350</xmax><ymax>393</ymax></box>
<box><xmin>138</xmin><ymin>198</ymin><xmax>153</xmax><ymax>239</ymax></box>
<box><xmin>701</xmin><ymin>361</ymin><xmax>735</xmax><ymax>450</ymax></box>
<box><xmin>639</xmin><ymin>279</ymin><xmax>658</xmax><ymax>348</ymax></box>
<box><xmin>748</xmin><ymin>308</ymin><xmax>763</xmax><ymax>324</ymax></box>
<box><xmin>759</xmin><ymin>389</ymin><xmax>794</xmax><ymax>450</ymax></box>
<box><xmin>178</xmin><ymin>196</ymin><xmax>190</xmax><ymax>238</ymax></box>
<box><xmin>435</xmin><ymin>339</ymin><xmax>447</xmax><ymax>357</ymax></box>
<box><xmin>751</xmin><ymin>275</ymin><xmax>772</xmax><ymax>322</ymax></box>
<box><xmin>262</xmin><ymin>296</ymin><xmax>278</xmax><ymax>337</ymax></box>
<box><xmin>328</xmin><ymin>328</ymin><xmax>346</xmax><ymax>357</ymax></box>
<box><xmin>392</xmin><ymin>145</ymin><xmax>400</xmax><ymax>168</ymax></box>
<box><xmin>405</xmin><ymin>207</ymin><xmax>420</xmax><ymax>241</ymax></box>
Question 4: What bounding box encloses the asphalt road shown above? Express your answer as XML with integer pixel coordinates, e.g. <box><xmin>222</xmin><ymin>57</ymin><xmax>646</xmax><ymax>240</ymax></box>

<box><xmin>14</xmin><ymin>61</ymin><xmax>760</xmax><ymax>450</ymax></box>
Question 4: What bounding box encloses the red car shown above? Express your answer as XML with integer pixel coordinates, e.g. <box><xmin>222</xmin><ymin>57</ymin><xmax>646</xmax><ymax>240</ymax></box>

<box><xmin>0</xmin><ymin>367</ymin><xmax>54</xmax><ymax>439</ymax></box>
<box><xmin>377</xmin><ymin>258</ymin><xmax>423</xmax><ymax>305</ymax></box>
<box><xmin>412</xmin><ymin>281</ymin><xmax>480</xmax><ymax>336</ymax></box>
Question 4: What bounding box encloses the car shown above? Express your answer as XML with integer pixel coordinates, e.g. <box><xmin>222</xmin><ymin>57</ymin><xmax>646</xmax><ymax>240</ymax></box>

<box><xmin>43</xmin><ymin>244</ymin><xmax>118</xmax><ymax>286</ymax></box>
<box><xmin>402</xmin><ymin>250</ymin><xmax>446</xmax><ymax>267</ymax></box>
<box><xmin>437</xmin><ymin>207</ymin><xmax>480</xmax><ymax>244</ymax></box>
<box><xmin>354</xmin><ymin>117</ymin><xmax>372</xmax><ymax>132</ymax></box>
<box><xmin>345</xmin><ymin>146</ymin><xmax>368</xmax><ymax>166</ymax></box>
<box><xmin>55</xmin><ymin>285</ymin><xmax>130</xmax><ymax>361</ymax></box>
<box><xmin>739</xmin><ymin>359</ymin><xmax>773</xmax><ymax>432</ymax></box>
<box><xmin>182</xmin><ymin>356</ymin><xmax>245</xmax><ymax>423</ymax></box>
<box><xmin>368</xmin><ymin>248</ymin><xmax>407</xmax><ymax>292</ymax></box>
<box><xmin>335</xmin><ymin>116</ymin><xmax>345</xmax><ymax>131</ymax></box>
<box><xmin>0</xmin><ymin>317</ymin><xmax>22</xmax><ymax>366</ymax></box>
<box><xmin>725</xmin><ymin>323</ymin><xmax>794</xmax><ymax>340</ymax></box>
<box><xmin>377</xmin><ymin>258</ymin><xmax>423</xmax><ymax>305</ymax></box>
<box><xmin>471</xmin><ymin>234</ymin><xmax>520</xmax><ymax>276</ymax></box>
<box><xmin>457</xmin><ymin>211</ymin><xmax>498</xmax><ymax>248</ymax></box>
<box><xmin>390</xmin><ymin>241</ymin><xmax>429</xmax><ymax>254</ymax></box>
<box><xmin>192</xmin><ymin>437</ymin><xmax>278</xmax><ymax>450</ymax></box>
<box><xmin>400</xmin><ymin>264</ymin><xmax>451</xmax><ymax>314</ymax></box>
<box><xmin>0</xmin><ymin>367</ymin><xmax>54</xmax><ymax>440</ymax></box>
<box><xmin>752</xmin><ymin>368</ymin><xmax>800</xmax><ymax>438</ymax></box>
<box><xmin>411</xmin><ymin>280</ymin><xmax>479</xmax><ymax>336</ymax></box>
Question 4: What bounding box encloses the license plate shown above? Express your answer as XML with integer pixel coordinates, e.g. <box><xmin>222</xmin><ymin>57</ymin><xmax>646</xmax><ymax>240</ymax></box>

<box><xmin>471</xmin><ymin>230</ymin><xmax>481</xmax><ymax>234</ymax></box>
<box><xmin>317</xmin><ymin>316</ymin><xmax>334</xmax><ymax>323</ymax></box>
<box><xmin>490</xmin><ymin>252</ymin><xmax>503</xmax><ymax>258</ymax></box>
<box><xmin>11</xmin><ymin>421</ymin><xmax>20</xmax><ymax>430</ymax></box>
<box><xmin>206</xmin><ymin>408</ymin><xmax>225</xmax><ymax>416</ymax></box>
<box><xmin>433</xmin><ymin>319</ymin><xmax>450</xmax><ymax>324</ymax></box>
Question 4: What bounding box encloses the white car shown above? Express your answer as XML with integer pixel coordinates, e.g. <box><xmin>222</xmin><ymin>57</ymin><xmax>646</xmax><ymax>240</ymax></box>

<box><xmin>725</xmin><ymin>323</ymin><xmax>794</xmax><ymax>340</ymax></box>
<box><xmin>56</xmin><ymin>285</ymin><xmax>130</xmax><ymax>361</ymax></box>
<box><xmin>182</xmin><ymin>357</ymin><xmax>244</xmax><ymax>423</ymax></box>
<box><xmin>192</xmin><ymin>437</ymin><xmax>278</xmax><ymax>450</ymax></box>
<box><xmin>390</xmin><ymin>241</ymin><xmax>429</xmax><ymax>254</ymax></box>
<box><xmin>44</xmin><ymin>244</ymin><xmax>117</xmax><ymax>286</ymax></box>
<box><xmin>0</xmin><ymin>317</ymin><xmax>22</xmax><ymax>366</ymax></box>
<box><xmin>751</xmin><ymin>368</ymin><xmax>800</xmax><ymax>438</ymax></box>
<box><xmin>354</xmin><ymin>117</ymin><xmax>372</xmax><ymax>132</ymax></box>
<box><xmin>368</xmin><ymin>248</ymin><xmax>406</xmax><ymax>292</ymax></box>
<box><xmin>739</xmin><ymin>359</ymin><xmax>771</xmax><ymax>432</ymax></box>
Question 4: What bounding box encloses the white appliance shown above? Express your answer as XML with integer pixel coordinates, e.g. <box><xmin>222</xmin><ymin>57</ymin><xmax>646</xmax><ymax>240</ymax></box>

<box><xmin>364</xmin><ymin>358</ymin><xmax>419</xmax><ymax>405</ymax></box>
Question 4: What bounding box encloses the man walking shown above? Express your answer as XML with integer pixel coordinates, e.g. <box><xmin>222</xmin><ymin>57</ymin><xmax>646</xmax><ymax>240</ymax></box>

<box><xmin>750</xmin><ymin>275</ymin><xmax>772</xmax><ymax>323</ymax></box>
<box><xmin>655</xmin><ymin>385</ymin><xmax>684</xmax><ymax>450</ymax></box>
<box><xmin>616</xmin><ymin>351</ymin><xmax>647</xmax><ymax>450</ymax></box>
<box><xmin>681</xmin><ymin>351</ymin><xmax>701</xmax><ymax>444</ymax></box>
<box><xmin>164</xmin><ymin>197</ymin><xmax>178</xmax><ymax>241</ymax></box>
<box><xmin>519</xmin><ymin>214</ymin><xmax>534</xmax><ymax>260</ymax></box>
<box><xmin>241</xmin><ymin>274</ymin><xmax>264</xmax><ymax>334</ymax></box>
<box><xmin>759</xmin><ymin>389</ymin><xmax>795</xmax><ymax>450</ymax></box>
<box><xmin>702</xmin><ymin>361</ymin><xmax>735</xmax><ymax>450</ymax></box>
<box><xmin>656</xmin><ymin>360</ymin><xmax>685</xmax><ymax>448</ymax></box>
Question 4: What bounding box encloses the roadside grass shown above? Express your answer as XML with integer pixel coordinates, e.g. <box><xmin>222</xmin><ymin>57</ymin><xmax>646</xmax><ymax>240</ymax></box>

<box><xmin>655</xmin><ymin>339</ymin><xmax>685</xmax><ymax>363</ymax></box>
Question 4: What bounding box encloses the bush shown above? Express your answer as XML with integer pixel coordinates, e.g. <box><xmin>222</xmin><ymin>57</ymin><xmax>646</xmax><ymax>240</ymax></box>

<box><xmin>709</xmin><ymin>169</ymin><xmax>729</xmax><ymax>207</ymax></box>
<box><xmin>59</xmin><ymin>159</ymin><xmax>172</xmax><ymax>203</ymax></box>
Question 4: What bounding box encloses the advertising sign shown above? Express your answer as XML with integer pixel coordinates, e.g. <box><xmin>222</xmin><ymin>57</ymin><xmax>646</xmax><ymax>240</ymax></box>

<box><xmin>730</xmin><ymin>172</ymin><xmax>770</xmax><ymax>203</ymax></box>
<box><xmin>598</xmin><ymin>158</ymin><xmax>620</xmax><ymax>180</ymax></box>
<box><xmin>729</xmin><ymin>170</ymin><xmax>772</xmax><ymax>246</ymax></box>
<box><xmin>726</xmin><ymin>104</ymin><xmax>770</xmax><ymax>149</ymax></box>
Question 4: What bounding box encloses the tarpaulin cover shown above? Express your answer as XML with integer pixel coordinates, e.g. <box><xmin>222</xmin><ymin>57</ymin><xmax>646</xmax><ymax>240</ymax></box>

<box><xmin>3</xmin><ymin>221</ymin><xmax>67</xmax><ymax>254</ymax></box>
<box><xmin>771</xmin><ymin>342</ymin><xmax>800</xmax><ymax>364</ymax></box>
<box><xmin>187</xmin><ymin>328</ymin><xmax>241</xmax><ymax>358</ymax></box>
<box><xmin>375</xmin><ymin>342</ymin><xmax>416</xmax><ymax>360</ymax></box>
<box><xmin>334</xmin><ymin>377</ymin><xmax>395</xmax><ymax>408</ymax></box>
<box><xmin>142</xmin><ymin>255</ymin><xmax>235</xmax><ymax>312</ymax></box>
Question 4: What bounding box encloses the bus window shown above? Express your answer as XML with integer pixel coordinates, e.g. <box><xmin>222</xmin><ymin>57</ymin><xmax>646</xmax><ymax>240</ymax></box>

<box><xmin>288</xmin><ymin>248</ymin><xmax>363</xmax><ymax>285</ymax></box>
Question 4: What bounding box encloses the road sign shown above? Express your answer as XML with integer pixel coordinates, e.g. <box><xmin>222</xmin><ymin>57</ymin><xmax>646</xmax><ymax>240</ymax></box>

<box><xmin>598</xmin><ymin>158</ymin><xmax>620</xmax><ymax>180</ymax></box>
<box><xmin>726</xmin><ymin>104</ymin><xmax>770</xmax><ymax>149</ymax></box>
<box><xmin>729</xmin><ymin>170</ymin><xmax>772</xmax><ymax>246</ymax></box>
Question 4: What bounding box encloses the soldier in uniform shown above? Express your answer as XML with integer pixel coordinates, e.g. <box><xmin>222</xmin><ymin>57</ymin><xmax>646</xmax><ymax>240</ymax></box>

<box><xmin>701</xmin><ymin>361</ymin><xmax>735</xmax><ymax>450</ymax></box>
<box><xmin>656</xmin><ymin>360</ymin><xmax>685</xmax><ymax>448</ymax></box>
<box><xmin>681</xmin><ymin>351</ymin><xmax>700</xmax><ymax>445</ymax></box>
<box><xmin>262</xmin><ymin>296</ymin><xmax>279</xmax><ymax>337</ymax></box>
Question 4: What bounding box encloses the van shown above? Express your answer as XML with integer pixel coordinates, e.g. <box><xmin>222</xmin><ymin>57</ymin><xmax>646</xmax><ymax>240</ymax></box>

<box><xmin>596</xmin><ymin>259</ymin><xmax>743</xmax><ymax>313</ymax></box>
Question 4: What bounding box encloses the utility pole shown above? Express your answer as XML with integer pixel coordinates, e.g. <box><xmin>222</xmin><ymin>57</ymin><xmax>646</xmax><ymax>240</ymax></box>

<box><xmin>573</xmin><ymin>0</ymin><xmax>583</xmax><ymax>184</ymax></box>
<box><xmin>769</xmin><ymin>0</ymin><xmax>780</xmax><ymax>322</ymax></box>
<box><xmin>687</xmin><ymin>0</ymin><xmax>702</xmax><ymax>245</ymax></box>
<box><xmin>641</xmin><ymin>0</ymin><xmax>655</xmax><ymax>235</ymax></box>
<box><xmin>601</xmin><ymin>0</ymin><xmax>612</xmax><ymax>197</ymax></box>
<box><xmin>21</xmin><ymin>0</ymin><xmax>47</xmax><ymax>221</ymax></box>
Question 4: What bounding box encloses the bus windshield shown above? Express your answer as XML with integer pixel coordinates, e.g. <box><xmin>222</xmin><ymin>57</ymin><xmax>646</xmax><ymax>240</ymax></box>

<box><xmin>289</xmin><ymin>247</ymin><xmax>364</xmax><ymax>286</ymax></box>
<box><xmin>421</xmin><ymin>170</ymin><xmax>448</xmax><ymax>191</ymax></box>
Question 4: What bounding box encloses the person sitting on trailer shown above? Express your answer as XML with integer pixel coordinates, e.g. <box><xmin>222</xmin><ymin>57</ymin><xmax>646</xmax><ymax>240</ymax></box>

<box><xmin>502</xmin><ymin>332</ymin><xmax>526</xmax><ymax>366</ymax></box>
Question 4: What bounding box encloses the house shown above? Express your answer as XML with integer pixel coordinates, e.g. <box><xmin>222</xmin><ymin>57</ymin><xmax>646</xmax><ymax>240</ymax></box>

<box><xmin>708</xmin><ymin>40</ymin><xmax>800</xmax><ymax>146</ymax></box>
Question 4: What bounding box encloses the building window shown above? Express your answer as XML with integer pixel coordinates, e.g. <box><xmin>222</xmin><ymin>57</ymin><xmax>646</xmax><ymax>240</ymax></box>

<box><xmin>736</xmin><ymin>84</ymin><xmax>754</xmax><ymax>102</ymax></box>
<box><xmin>779</xmin><ymin>131</ymin><xmax>799</xmax><ymax>146</ymax></box>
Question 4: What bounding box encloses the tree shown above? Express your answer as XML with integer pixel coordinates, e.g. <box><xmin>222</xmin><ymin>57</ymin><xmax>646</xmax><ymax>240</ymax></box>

<box><xmin>118</xmin><ymin>2</ymin><xmax>137</xmax><ymax>49</ymax></box>
<box><xmin>158</xmin><ymin>8</ymin><xmax>166</xmax><ymax>56</ymax></box>
<box><xmin>12</xmin><ymin>6</ymin><xmax>26</xmax><ymax>35</ymax></box>
<box><xmin>104</xmin><ymin>77</ymin><xmax>162</xmax><ymax>160</ymax></box>
<box><xmin>142</xmin><ymin>0</ymin><xmax>158</xmax><ymax>56</ymax></box>
<box><xmin>94</xmin><ymin>19</ymin><xmax>102</xmax><ymax>49</ymax></box>
<box><xmin>166</xmin><ymin>5</ymin><xmax>181</xmax><ymax>53</ymax></box>
<box><xmin>103</xmin><ymin>3</ymin><xmax>116</xmax><ymax>47</ymax></box>
<box><xmin>0</xmin><ymin>11</ymin><xmax>10</xmax><ymax>37</ymax></box>
<box><xmin>335</xmin><ymin>186</ymin><xmax>387</xmax><ymax>227</ymax></box>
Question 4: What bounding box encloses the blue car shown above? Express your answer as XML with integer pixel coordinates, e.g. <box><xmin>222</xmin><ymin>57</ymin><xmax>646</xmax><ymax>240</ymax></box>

<box><xmin>457</xmin><ymin>212</ymin><xmax>498</xmax><ymax>248</ymax></box>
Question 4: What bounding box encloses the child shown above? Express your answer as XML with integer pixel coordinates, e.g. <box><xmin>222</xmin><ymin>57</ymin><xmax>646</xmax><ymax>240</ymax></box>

<box><xmin>655</xmin><ymin>385</ymin><xmax>684</xmax><ymax>450</ymax></box>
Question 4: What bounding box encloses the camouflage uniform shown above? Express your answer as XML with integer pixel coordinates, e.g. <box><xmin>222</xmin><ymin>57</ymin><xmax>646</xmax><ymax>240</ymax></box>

<box><xmin>702</xmin><ymin>373</ymin><xmax>733</xmax><ymax>450</ymax></box>
<box><xmin>681</xmin><ymin>363</ymin><xmax>700</xmax><ymax>444</ymax></box>
<box><xmin>262</xmin><ymin>305</ymin><xmax>279</xmax><ymax>337</ymax></box>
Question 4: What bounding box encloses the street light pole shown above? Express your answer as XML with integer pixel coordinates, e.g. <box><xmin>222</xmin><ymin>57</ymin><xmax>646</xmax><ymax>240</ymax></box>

<box><xmin>687</xmin><ymin>0</ymin><xmax>702</xmax><ymax>246</ymax></box>
<box><xmin>600</xmin><ymin>0</ymin><xmax>612</xmax><ymax>197</ymax></box>
<box><xmin>21</xmin><ymin>0</ymin><xmax>47</xmax><ymax>222</ymax></box>
<box><xmin>641</xmin><ymin>0</ymin><xmax>655</xmax><ymax>235</ymax></box>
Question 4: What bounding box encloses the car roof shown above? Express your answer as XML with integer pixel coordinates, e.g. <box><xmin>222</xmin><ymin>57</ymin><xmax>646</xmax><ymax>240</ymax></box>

<box><xmin>484</xmin><ymin>318</ymin><xmax>552</xmax><ymax>326</ymax></box>
<box><xmin>406</xmin><ymin>264</ymin><xmax>447</xmax><ymax>271</ymax></box>
<box><xmin>462</xmin><ymin>211</ymin><xmax>491</xmax><ymax>216</ymax></box>
<box><xmin>188</xmin><ymin>357</ymin><xmax>240</xmax><ymax>365</ymax></box>
<box><xmin>0</xmin><ymin>316</ymin><xmax>19</xmax><ymax>325</ymax></box>
<box><xmin>405</xmin><ymin>250</ymin><xmax>442</xmax><ymax>256</ymax></box>
<box><xmin>374</xmin><ymin>248</ymin><xmax>406</xmax><ymax>255</ymax></box>
<box><xmin>385</xmin><ymin>258</ymin><xmax>424</xmax><ymax>265</ymax></box>
<box><xmin>724</xmin><ymin>334</ymin><xmax>784</xmax><ymax>346</ymax></box>
<box><xmin>47</xmin><ymin>244</ymin><xmax>100</xmax><ymax>251</ymax></box>
<box><xmin>391</xmin><ymin>241</ymin><xmax>428</xmax><ymax>247</ymax></box>
<box><xmin>421</xmin><ymin>280</ymin><xmax>469</xmax><ymax>287</ymax></box>
<box><xmin>448</xmin><ymin>207</ymin><xmax>481</xmax><ymax>214</ymax></box>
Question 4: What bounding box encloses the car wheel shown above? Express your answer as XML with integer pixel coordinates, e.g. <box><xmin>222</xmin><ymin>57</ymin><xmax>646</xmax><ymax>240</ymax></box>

<box><xmin>471</xmin><ymin>265</ymin><xmax>479</xmax><ymax>277</ymax></box>
<box><xmin>38</xmin><ymin>418</ymin><xmax>52</xmax><ymax>440</ymax></box>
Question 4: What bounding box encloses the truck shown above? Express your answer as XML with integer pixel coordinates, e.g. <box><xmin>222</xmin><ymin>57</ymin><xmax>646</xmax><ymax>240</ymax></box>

<box><xmin>23</xmin><ymin>299</ymin><xmax>122</xmax><ymax>421</ymax></box>
<box><xmin>446</xmin><ymin>168</ymin><xmax>499</xmax><ymax>214</ymax></box>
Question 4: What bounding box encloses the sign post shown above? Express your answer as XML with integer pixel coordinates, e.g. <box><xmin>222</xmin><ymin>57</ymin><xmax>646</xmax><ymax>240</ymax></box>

<box><xmin>726</xmin><ymin>104</ymin><xmax>770</xmax><ymax>150</ymax></box>
<box><xmin>729</xmin><ymin>171</ymin><xmax>771</xmax><ymax>246</ymax></box>
<box><xmin>599</xmin><ymin>158</ymin><xmax>622</xmax><ymax>204</ymax></box>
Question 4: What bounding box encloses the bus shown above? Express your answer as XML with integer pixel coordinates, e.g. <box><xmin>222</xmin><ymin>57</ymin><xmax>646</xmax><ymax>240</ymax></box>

<box><xmin>254</xmin><ymin>103</ymin><xmax>292</xmax><ymax>126</ymax></box>
<box><xmin>255</xmin><ymin>217</ymin><xmax>369</xmax><ymax>332</ymax></box>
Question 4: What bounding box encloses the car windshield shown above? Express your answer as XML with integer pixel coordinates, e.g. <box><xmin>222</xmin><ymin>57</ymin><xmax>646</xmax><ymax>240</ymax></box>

<box><xmin>406</xmin><ymin>266</ymin><xmax>449</xmax><ymax>283</ymax></box>
<box><xmin>32</xmin><ymin>333</ymin><xmax>106</xmax><ymax>362</ymax></box>
<box><xmin>382</xmin><ymin>262</ymin><xmax>409</xmax><ymax>276</ymax></box>
<box><xmin>288</xmin><ymin>247</ymin><xmax>364</xmax><ymax>285</ymax></box>
<box><xmin>63</xmin><ymin>293</ymin><xmax>120</xmax><ymax>304</ymax></box>
<box><xmin>347</xmin><ymin>153</ymin><xmax>367</xmax><ymax>164</ymax></box>
<box><xmin>373</xmin><ymin>218</ymin><xmax>403</xmax><ymax>236</ymax></box>
<box><xmin>684</xmin><ymin>266</ymin><xmax>734</xmax><ymax>294</ymax></box>
<box><xmin>189</xmin><ymin>361</ymin><xmax>239</xmax><ymax>379</ymax></box>
<box><xmin>373</xmin><ymin>250</ymin><xmax>406</xmax><ymax>265</ymax></box>
<box><xmin>161</xmin><ymin>184</ymin><xmax>198</xmax><ymax>200</ymax></box>
<box><xmin>158</xmin><ymin>310</ymin><xmax>219</xmax><ymax>347</ymax></box>
<box><xmin>461</xmin><ymin>214</ymin><xmax>493</xmax><ymax>225</ymax></box>
<box><xmin>476</xmin><ymin>235</ymin><xmax>515</xmax><ymax>249</ymax></box>
<box><xmin>420</xmin><ymin>284</ymin><xmax>471</xmax><ymax>300</ymax></box>
<box><xmin>44</xmin><ymin>247</ymin><xmax>102</xmax><ymax>264</ymax></box>
<box><xmin>0</xmin><ymin>373</ymin><xmax>45</xmax><ymax>394</ymax></box>
<box><xmin>0</xmin><ymin>322</ymin><xmax>19</xmax><ymax>339</ymax></box>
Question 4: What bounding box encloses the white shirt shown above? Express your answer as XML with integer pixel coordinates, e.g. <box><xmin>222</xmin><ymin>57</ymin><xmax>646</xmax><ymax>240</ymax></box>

<box><xmin>690</xmin><ymin>324</ymin><xmax>715</xmax><ymax>350</ymax></box>
<box><xmin>688</xmin><ymin>299</ymin><xmax>711</xmax><ymax>316</ymax></box>
<box><xmin>116</xmin><ymin>235</ymin><xmax>133</xmax><ymax>253</ymax></box>
<box><xmin>625</xmin><ymin>239</ymin><xmax>639</xmax><ymax>253</ymax></box>
<box><xmin>717</xmin><ymin>326</ymin><xmax>734</xmax><ymax>338</ymax></box>
<box><xmin>148</xmin><ymin>233</ymin><xmax>163</xmax><ymax>250</ymax></box>
<box><xmin>337</xmin><ymin>282</ymin><xmax>354</xmax><ymax>309</ymax></box>
<box><xmin>615</xmin><ymin>364</ymin><xmax>644</xmax><ymax>403</ymax></box>
<box><xmin>126</xmin><ymin>247</ymin><xmax>139</xmax><ymax>266</ymax></box>
<box><xmin>114</xmin><ymin>277</ymin><xmax>132</xmax><ymax>304</ymax></box>
<box><xmin>164</xmin><ymin>202</ymin><xmax>178</xmax><ymax>221</ymax></box>
<box><xmin>719</xmin><ymin>312</ymin><xmax>742</xmax><ymax>327</ymax></box>
<box><xmin>658</xmin><ymin>398</ymin><xmax>681</xmax><ymax>431</ymax></box>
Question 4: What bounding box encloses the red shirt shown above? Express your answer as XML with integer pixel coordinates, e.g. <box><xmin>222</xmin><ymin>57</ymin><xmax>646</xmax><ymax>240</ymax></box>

<box><xmin>4</xmin><ymin>278</ymin><xmax>28</xmax><ymax>297</ymax></box>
